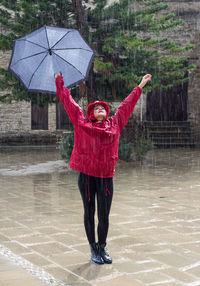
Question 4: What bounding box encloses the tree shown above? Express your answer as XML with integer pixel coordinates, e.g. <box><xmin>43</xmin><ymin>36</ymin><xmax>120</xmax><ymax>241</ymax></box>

<box><xmin>0</xmin><ymin>0</ymin><xmax>195</xmax><ymax>104</ymax></box>
<box><xmin>89</xmin><ymin>0</ymin><xmax>195</xmax><ymax>99</ymax></box>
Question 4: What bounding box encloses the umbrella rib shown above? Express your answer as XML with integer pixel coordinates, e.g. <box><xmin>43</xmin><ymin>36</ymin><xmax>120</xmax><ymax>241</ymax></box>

<box><xmin>53</xmin><ymin>47</ymin><xmax>93</xmax><ymax>53</ymax></box>
<box><xmin>18</xmin><ymin>39</ymin><xmax>47</xmax><ymax>50</ymax></box>
<box><xmin>50</xmin><ymin>31</ymin><xmax>71</xmax><ymax>50</ymax></box>
<box><xmin>44</xmin><ymin>25</ymin><xmax>50</xmax><ymax>49</ymax></box>
<box><xmin>11</xmin><ymin>52</ymin><xmax>47</xmax><ymax>68</ymax></box>
<box><xmin>27</xmin><ymin>53</ymin><xmax>48</xmax><ymax>89</ymax></box>
<box><xmin>53</xmin><ymin>52</ymin><xmax>85</xmax><ymax>77</ymax></box>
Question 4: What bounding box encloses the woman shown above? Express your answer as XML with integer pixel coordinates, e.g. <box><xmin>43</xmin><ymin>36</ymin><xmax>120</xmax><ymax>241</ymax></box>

<box><xmin>55</xmin><ymin>73</ymin><xmax>151</xmax><ymax>264</ymax></box>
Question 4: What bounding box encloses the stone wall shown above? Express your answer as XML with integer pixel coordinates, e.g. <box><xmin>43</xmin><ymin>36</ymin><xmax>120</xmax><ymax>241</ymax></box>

<box><xmin>165</xmin><ymin>0</ymin><xmax>200</xmax><ymax>144</ymax></box>
<box><xmin>0</xmin><ymin>99</ymin><xmax>59</xmax><ymax>133</ymax></box>
<box><xmin>0</xmin><ymin>100</ymin><xmax>31</xmax><ymax>133</ymax></box>
<box><xmin>0</xmin><ymin>99</ymin><xmax>58</xmax><ymax>145</ymax></box>
<box><xmin>48</xmin><ymin>103</ymin><xmax>56</xmax><ymax>131</ymax></box>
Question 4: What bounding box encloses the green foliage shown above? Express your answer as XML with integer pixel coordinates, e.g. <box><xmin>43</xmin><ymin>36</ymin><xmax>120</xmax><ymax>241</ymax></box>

<box><xmin>94</xmin><ymin>59</ymin><xmax>114</xmax><ymax>73</ymax></box>
<box><xmin>0</xmin><ymin>33</ymin><xmax>15</xmax><ymax>50</ymax></box>
<box><xmin>118</xmin><ymin>135</ymin><xmax>153</xmax><ymax>162</ymax></box>
<box><xmin>119</xmin><ymin>117</ymin><xmax>153</xmax><ymax>162</ymax></box>
<box><xmin>118</xmin><ymin>138</ymin><xmax>133</xmax><ymax>162</ymax></box>
<box><xmin>59</xmin><ymin>133</ymin><xmax>74</xmax><ymax>161</ymax></box>
<box><xmin>133</xmin><ymin>136</ymin><xmax>153</xmax><ymax>161</ymax></box>
<box><xmin>89</xmin><ymin>0</ymin><xmax>195</xmax><ymax>98</ymax></box>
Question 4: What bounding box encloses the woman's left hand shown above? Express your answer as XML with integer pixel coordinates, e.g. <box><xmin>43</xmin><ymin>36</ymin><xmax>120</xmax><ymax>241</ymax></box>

<box><xmin>139</xmin><ymin>74</ymin><xmax>152</xmax><ymax>89</ymax></box>
<box><xmin>54</xmin><ymin>73</ymin><xmax>61</xmax><ymax>79</ymax></box>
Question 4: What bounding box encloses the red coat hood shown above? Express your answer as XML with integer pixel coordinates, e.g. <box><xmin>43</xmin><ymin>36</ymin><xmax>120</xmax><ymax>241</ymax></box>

<box><xmin>87</xmin><ymin>101</ymin><xmax>110</xmax><ymax>121</ymax></box>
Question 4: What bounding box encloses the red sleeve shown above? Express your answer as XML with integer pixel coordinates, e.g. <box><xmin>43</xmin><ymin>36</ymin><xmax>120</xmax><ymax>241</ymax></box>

<box><xmin>55</xmin><ymin>76</ymin><xmax>84</xmax><ymax>125</ymax></box>
<box><xmin>112</xmin><ymin>86</ymin><xmax>142</xmax><ymax>132</ymax></box>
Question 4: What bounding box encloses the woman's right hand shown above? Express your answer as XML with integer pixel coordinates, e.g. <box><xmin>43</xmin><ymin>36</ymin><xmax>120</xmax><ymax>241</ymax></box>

<box><xmin>54</xmin><ymin>73</ymin><xmax>61</xmax><ymax>79</ymax></box>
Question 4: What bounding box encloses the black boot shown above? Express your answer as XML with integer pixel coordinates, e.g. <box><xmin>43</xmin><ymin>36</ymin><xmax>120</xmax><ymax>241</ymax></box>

<box><xmin>90</xmin><ymin>243</ymin><xmax>104</xmax><ymax>264</ymax></box>
<box><xmin>99</xmin><ymin>243</ymin><xmax>112</xmax><ymax>264</ymax></box>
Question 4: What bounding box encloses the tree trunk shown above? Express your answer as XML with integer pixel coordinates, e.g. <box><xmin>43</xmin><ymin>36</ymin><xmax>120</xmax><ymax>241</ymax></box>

<box><xmin>78</xmin><ymin>82</ymin><xmax>86</xmax><ymax>96</ymax></box>
<box><xmin>71</xmin><ymin>0</ymin><xmax>97</xmax><ymax>100</ymax></box>
<box><xmin>112</xmin><ymin>83</ymin><xmax>117</xmax><ymax>100</ymax></box>
<box><xmin>71</xmin><ymin>0</ymin><xmax>88</xmax><ymax>34</ymax></box>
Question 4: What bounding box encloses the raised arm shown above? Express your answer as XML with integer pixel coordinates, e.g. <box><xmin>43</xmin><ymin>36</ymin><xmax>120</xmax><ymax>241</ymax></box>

<box><xmin>113</xmin><ymin>74</ymin><xmax>151</xmax><ymax>131</ymax></box>
<box><xmin>55</xmin><ymin>74</ymin><xmax>84</xmax><ymax>125</ymax></box>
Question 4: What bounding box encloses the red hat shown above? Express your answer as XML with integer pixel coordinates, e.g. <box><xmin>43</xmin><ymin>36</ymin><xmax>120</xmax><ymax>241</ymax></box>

<box><xmin>87</xmin><ymin>101</ymin><xmax>110</xmax><ymax>121</ymax></box>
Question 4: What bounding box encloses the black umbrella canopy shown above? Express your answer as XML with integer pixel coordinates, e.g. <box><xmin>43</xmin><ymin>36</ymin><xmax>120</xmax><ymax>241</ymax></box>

<box><xmin>9</xmin><ymin>25</ymin><xmax>95</xmax><ymax>94</ymax></box>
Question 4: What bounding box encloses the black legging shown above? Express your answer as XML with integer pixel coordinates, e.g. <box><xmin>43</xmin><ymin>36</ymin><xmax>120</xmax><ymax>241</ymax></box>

<box><xmin>78</xmin><ymin>172</ymin><xmax>113</xmax><ymax>245</ymax></box>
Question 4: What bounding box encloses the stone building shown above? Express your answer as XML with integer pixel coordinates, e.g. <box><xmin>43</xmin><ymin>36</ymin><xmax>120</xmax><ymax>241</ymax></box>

<box><xmin>158</xmin><ymin>0</ymin><xmax>200</xmax><ymax>145</ymax></box>
<box><xmin>0</xmin><ymin>0</ymin><xmax>200</xmax><ymax>146</ymax></box>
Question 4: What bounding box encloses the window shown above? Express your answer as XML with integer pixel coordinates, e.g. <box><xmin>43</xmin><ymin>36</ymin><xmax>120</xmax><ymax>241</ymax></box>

<box><xmin>31</xmin><ymin>102</ymin><xmax>48</xmax><ymax>130</ymax></box>
<box><xmin>56</xmin><ymin>101</ymin><xmax>73</xmax><ymax>130</ymax></box>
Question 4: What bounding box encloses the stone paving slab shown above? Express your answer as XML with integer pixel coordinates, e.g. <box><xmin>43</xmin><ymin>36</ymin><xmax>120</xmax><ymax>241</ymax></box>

<box><xmin>0</xmin><ymin>148</ymin><xmax>200</xmax><ymax>285</ymax></box>
<box><xmin>0</xmin><ymin>254</ymin><xmax>46</xmax><ymax>286</ymax></box>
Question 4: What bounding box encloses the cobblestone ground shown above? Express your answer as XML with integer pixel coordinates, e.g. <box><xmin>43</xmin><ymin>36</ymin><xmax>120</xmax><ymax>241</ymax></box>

<box><xmin>0</xmin><ymin>148</ymin><xmax>200</xmax><ymax>286</ymax></box>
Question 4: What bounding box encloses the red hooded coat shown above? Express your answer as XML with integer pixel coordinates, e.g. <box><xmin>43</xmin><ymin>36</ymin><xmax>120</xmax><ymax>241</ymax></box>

<box><xmin>56</xmin><ymin>76</ymin><xmax>142</xmax><ymax>178</ymax></box>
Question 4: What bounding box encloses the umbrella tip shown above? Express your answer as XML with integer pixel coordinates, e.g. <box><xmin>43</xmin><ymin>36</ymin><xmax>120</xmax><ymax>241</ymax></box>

<box><xmin>48</xmin><ymin>48</ymin><xmax>52</xmax><ymax>55</ymax></box>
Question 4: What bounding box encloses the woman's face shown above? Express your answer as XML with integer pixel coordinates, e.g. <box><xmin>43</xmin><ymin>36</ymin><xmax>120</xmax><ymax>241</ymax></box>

<box><xmin>93</xmin><ymin>104</ymin><xmax>107</xmax><ymax>121</ymax></box>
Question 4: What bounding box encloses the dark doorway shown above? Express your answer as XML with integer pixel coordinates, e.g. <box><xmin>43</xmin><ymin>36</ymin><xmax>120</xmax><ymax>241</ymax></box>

<box><xmin>31</xmin><ymin>102</ymin><xmax>48</xmax><ymax>130</ymax></box>
<box><xmin>56</xmin><ymin>101</ymin><xmax>73</xmax><ymax>130</ymax></box>
<box><xmin>146</xmin><ymin>81</ymin><xmax>188</xmax><ymax>121</ymax></box>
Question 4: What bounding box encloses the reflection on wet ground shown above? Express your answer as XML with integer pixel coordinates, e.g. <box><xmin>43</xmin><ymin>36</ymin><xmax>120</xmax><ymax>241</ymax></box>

<box><xmin>0</xmin><ymin>147</ymin><xmax>200</xmax><ymax>286</ymax></box>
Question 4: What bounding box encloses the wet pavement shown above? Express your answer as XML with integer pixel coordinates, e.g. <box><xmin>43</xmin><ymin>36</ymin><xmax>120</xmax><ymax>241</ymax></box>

<box><xmin>0</xmin><ymin>147</ymin><xmax>200</xmax><ymax>286</ymax></box>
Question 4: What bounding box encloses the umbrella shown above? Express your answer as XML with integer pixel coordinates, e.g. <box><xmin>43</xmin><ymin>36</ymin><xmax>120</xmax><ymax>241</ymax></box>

<box><xmin>9</xmin><ymin>25</ymin><xmax>95</xmax><ymax>94</ymax></box>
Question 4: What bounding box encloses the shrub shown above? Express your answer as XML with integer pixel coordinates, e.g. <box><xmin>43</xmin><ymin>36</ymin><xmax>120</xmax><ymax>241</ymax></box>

<box><xmin>119</xmin><ymin>117</ymin><xmax>153</xmax><ymax>162</ymax></box>
<box><xmin>133</xmin><ymin>136</ymin><xmax>153</xmax><ymax>162</ymax></box>
<box><xmin>118</xmin><ymin>138</ymin><xmax>133</xmax><ymax>162</ymax></box>
<box><xmin>59</xmin><ymin>133</ymin><xmax>74</xmax><ymax>161</ymax></box>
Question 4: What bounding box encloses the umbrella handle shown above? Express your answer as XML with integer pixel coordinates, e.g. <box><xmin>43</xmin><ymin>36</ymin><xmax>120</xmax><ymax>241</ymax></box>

<box><xmin>54</xmin><ymin>72</ymin><xmax>62</xmax><ymax>78</ymax></box>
